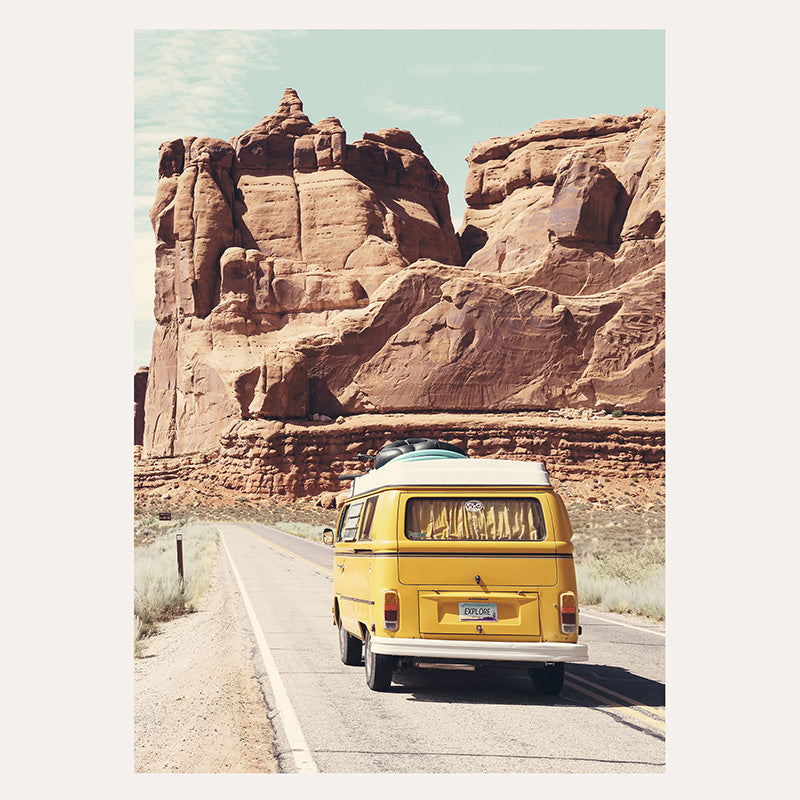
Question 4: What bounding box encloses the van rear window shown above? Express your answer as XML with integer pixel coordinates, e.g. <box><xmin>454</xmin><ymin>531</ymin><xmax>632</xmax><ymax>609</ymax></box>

<box><xmin>405</xmin><ymin>498</ymin><xmax>547</xmax><ymax>541</ymax></box>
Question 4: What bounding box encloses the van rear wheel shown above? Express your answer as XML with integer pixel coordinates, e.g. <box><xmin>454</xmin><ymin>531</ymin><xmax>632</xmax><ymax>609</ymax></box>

<box><xmin>338</xmin><ymin>618</ymin><xmax>362</xmax><ymax>666</ymax></box>
<box><xmin>529</xmin><ymin>663</ymin><xmax>565</xmax><ymax>695</ymax></box>
<box><xmin>364</xmin><ymin>631</ymin><xmax>394</xmax><ymax>691</ymax></box>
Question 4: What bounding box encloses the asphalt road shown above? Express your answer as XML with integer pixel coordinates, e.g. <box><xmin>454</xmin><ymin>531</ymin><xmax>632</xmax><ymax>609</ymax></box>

<box><xmin>217</xmin><ymin>521</ymin><xmax>666</xmax><ymax>774</ymax></box>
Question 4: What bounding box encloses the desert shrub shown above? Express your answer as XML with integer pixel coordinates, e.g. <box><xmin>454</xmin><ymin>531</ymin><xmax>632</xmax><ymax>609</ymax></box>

<box><xmin>576</xmin><ymin>544</ymin><xmax>665</xmax><ymax>620</ymax></box>
<box><xmin>134</xmin><ymin>514</ymin><xmax>184</xmax><ymax>546</ymax></box>
<box><xmin>582</xmin><ymin>539</ymin><xmax>664</xmax><ymax>582</ymax></box>
<box><xmin>568</xmin><ymin>505</ymin><xmax>665</xmax><ymax>620</ymax></box>
<box><xmin>134</xmin><ymin>615</ymin><xmax>144</xmax><ymax>658</ymax></box>
<box><xmin>134</xmin><ymin>521</ymin><xmax>219</xmax><ymax>651</ymax></box>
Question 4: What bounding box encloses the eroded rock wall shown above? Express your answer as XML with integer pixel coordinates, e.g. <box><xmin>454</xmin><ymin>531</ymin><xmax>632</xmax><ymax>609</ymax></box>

<box><xmin>144</xmin><ymin>89</ymin><xmax>461</xmax><ymax>457</ymax></box>
<box><xmin>134</xmin><ymin>413</ymin><xmax>665</xmax><ymax>506</ymax></box>
<box><xmin>141</xmin><ymin>92</ymin><xmax>665</xmax><ymax>460</ymax></box>
<box><xmin>458</xmin><ymin>108</ymin><xmax>665</xmax><ymax>414</ymax></box>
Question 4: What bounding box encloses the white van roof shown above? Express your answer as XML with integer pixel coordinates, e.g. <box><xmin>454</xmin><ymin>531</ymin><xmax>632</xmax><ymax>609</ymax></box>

<box><xmin>347</xmin><ymin>456</ymin><xmax>552</xmax><ymax>497</ymax></box>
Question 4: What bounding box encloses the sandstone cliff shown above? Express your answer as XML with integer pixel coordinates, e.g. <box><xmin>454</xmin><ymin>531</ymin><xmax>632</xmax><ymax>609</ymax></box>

<box><xmin>141</xmin><ymin>90</ymin><xmax>665</xmax><ymax>460</ymax></box>
<box><xmin>134</xmin><ymin>411</ymin><xmax>665</xmax><ymax>510</ymax></box>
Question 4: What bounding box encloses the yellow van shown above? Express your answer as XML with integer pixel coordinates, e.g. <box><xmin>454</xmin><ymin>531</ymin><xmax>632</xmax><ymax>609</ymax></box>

<box><xmin>328</xmin><ymin>439</ymin><xmax>587</xmax><ymax>693</ymax></box>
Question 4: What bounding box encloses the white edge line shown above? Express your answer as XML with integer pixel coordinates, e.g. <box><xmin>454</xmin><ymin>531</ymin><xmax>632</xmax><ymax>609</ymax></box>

<box><xmin>219</xmin><ymin>527</ymin><xmax>319</xmax><ymax>774</ymax></box>
<box><xmin>580</xmin><ymin>610</ymin><xmax>666</xmax><ymax>637</ymax></box>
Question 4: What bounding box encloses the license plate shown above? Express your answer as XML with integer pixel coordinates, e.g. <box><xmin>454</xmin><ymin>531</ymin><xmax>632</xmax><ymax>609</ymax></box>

<box><xmin>458</xmin><ymin>602</ymin><xmax>498</xmax><ymax>621</ymax></box>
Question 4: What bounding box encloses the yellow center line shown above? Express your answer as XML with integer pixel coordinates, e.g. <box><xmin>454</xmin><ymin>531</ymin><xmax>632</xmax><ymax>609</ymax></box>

<box><xmin>564</xmin><ymin>679</ymin><xmax>666</xmax><ymax>733</ymax></box>
<box><xmin>227</xmin><ymin>523</ymin><xmax>334</xmax><ymax>576</ymax></box>
<box><xmin>567</xmin><ymin>672</ymin><xmax>666</xmax><ymax>719</ymax></box>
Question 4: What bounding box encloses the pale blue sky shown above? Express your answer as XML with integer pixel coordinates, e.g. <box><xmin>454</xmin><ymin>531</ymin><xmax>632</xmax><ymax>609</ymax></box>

<box><xmin>134</xmin><ymin>29</ymin><xmax>665</xmax><ymax>367</ymax></box>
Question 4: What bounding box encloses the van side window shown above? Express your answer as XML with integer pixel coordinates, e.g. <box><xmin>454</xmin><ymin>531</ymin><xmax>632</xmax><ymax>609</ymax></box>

<box><xmin>338</xmin><ymin>501</ymin><xmax>364</xmax><ymax>542</ymax></box>
<box><xmin>358</xmin><ymin>496</ymin><xmax>378</xmax><ymax>541</ymax></box>
<box><xmin>405</xmin><ymin>497</ymin><xmax>547</xmax><ymax>541</ymax></box>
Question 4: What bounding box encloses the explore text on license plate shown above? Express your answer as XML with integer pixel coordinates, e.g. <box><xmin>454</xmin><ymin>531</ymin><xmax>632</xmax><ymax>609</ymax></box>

<box><xmin>458</xmin><ymin>602</ymin><xmax>498</xmax><ymax>621</ymax></box>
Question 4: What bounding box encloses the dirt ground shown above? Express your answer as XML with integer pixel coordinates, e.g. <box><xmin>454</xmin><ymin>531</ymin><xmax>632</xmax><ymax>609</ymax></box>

<box><xmin>134</xmin><ymin>542</ymin><xmax>278</xmax><ymax>773</ymax></box>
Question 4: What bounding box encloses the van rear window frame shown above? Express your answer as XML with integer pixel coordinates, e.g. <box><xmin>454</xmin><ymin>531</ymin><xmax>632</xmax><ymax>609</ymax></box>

<box><xmin>404</xmin><ymin>496</ymin><xmax>548</xmax><ymax>542</ymax></box>
<box><xmin>337</xmin><ymin>500</ymin><xmax>364</xmax><ymax>542</ymax></box>
<box><xmin>358</xmin><ymin>496</ymin><xmax>378</xmax><ymax>541</ymax></box>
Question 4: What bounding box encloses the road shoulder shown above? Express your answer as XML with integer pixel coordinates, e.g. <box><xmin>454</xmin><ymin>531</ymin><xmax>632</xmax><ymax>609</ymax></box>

<box><xmin>580</xmin><ymin>606</ymin><xmax>666</xmax><ymax>635</ymax></box>
<box><xmin>134</xmin><ymin>543</ymin><xmax>279</xmax><ymax>773</ymax></box>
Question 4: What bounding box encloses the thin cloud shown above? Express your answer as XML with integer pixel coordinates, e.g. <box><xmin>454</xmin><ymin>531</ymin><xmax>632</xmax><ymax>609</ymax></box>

<box><xmin>404</xmin><ymin>63</ymin><xmax>543</xmax><ymax>77</ymax></box>
<box><xmin>134</xmin><ymin>195</ymin><xmax>155</xmax><ymax>214</ymax></box>
<box><xmin>380</xmin><ymin>99</ymin><xmax>463</xmax><ymax>126</ymax></box>
<box><xmin>134</xmin><ymin>30</ymin><xmax>285</xmax><ymax>200</ymax></box>
<box><xmin>134</xmin><ymin>231</ymin><xmax>157</xmax><ymax>320</ymax></box>
<box><xmin>135</xmin><ymin>30</ymin><xmax>280</xmax><ymax>137</ymax></box>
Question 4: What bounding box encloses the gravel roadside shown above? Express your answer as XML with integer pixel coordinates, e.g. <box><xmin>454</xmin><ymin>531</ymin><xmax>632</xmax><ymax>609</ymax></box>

<box><xmin>134</xmin><ymin>540</ymin><xmax>279</xmax><ymax>773</ymax></box>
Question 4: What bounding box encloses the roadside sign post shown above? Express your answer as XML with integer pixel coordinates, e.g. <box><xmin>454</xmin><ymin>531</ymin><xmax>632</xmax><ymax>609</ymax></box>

<box><xmin>176</xmin><ymin>533</ymin><xmax>185</xmax><ymax>608</ymax></box>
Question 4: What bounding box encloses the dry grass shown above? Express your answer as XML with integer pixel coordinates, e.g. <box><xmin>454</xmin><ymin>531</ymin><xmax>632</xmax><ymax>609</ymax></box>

<box><xmin>269</xmin><ymin>520</ymin><xmax>331</xmax><ymax>541</ymax></box>
<box><xmin>134</xmin><ymin>520</ymin><xmax>219</xmax><ymax>654</ymax></box>
<box><xmin>568</xmin><ymin>502</ymin><xmax>665</xmax><ymax>620</ymax></box>
<box><xmin>577</xmin><ymin>563</ymin><xmax>665</xmax><ymax>619</ymax></box>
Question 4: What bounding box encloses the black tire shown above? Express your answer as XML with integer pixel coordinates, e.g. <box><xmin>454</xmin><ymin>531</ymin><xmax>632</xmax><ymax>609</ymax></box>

<box><xmin>529</xmin><ymin>662</ymin><xmax>565</xmax><ymax>695</ymax></box>
<box><xmin>338</xmin><ymin>618</ymin><xmax>362</xmax><ymax>666</ymax></box>
<box><xmin>364</xmin><ymin>630</ymin><xmax>394</xmax><ymax>691</ymax></box>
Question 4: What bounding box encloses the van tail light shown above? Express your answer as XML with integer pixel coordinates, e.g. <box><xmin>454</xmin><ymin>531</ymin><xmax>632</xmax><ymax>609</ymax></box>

<box><xmin>559</xmin><ymin>592</ymin><xmax>577</xmax><ymax>634</ymax></box>
<box><xmin>383</xmin><ymin>590</ymin><xmax>399</xmax><ymax>631</ymax></box>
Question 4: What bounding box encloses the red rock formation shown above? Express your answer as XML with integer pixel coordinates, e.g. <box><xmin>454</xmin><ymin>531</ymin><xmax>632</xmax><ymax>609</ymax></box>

<box><xmin>458</xmin><ymin>108</ymin><xmax>665</xmax><ymax>414</ymax></box>
<box><xmin>141</xmin><ymin>92</ymin><xmax>665</xmax><ymax>461</ymax></box>
<box><xmin>144</xmin><ymin>89</ymin><xmax>461</xmax><ymax>456</ymax></box>
<box><xmin>134</xmin><ymin>412</ymin><xmax>665</xmax><ymax>507</ymax></box>
<box><xmin>459</xmin><ymin>109</ymin><xmax>665</xmax><ymax>276</ymax></box>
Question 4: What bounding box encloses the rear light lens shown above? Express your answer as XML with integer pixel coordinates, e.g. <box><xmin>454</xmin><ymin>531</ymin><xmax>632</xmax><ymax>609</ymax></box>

<box><xmin>383</xmin><ymin>590</ymin><xmax>399</xmax><ymax>631</ymax></box>
<box><xmin>559</xmin><ymin>592</ymin><xmax>577</xmax><ymax>634</ymax></box>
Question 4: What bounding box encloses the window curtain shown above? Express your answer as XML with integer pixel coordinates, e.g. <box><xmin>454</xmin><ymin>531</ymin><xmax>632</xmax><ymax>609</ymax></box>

<box><xmin>406</xmin><ymin>499</ymin><xmax>545</xmax><ymax>541</ymax></box>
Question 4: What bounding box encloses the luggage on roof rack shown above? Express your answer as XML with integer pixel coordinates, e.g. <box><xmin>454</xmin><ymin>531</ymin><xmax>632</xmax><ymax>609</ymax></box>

<box><xmin>373</xmin><ymin>437</ymin><xmax>467</xmax><ymax>470</ymax></box>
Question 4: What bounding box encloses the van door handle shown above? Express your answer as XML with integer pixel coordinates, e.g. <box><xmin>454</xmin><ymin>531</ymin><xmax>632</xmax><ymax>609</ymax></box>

<box><xmin>353</xmin><ymin>548</ymin><xmax>370</xmax><ymax>553</ymax></box>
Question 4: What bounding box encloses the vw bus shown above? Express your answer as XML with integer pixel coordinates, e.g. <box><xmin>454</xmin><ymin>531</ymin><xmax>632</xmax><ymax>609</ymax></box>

<box><xmin>329</xmin><ymin>438</ymin><xmax>587</xmax><ymax>693</ymax></box>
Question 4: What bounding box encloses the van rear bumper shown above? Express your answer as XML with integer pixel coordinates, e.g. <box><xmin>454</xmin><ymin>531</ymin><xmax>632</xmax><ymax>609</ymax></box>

<box><xmin>369</xmin><ymin>636</ymin><xmax>588</xmax><ymax>663</ymax></box>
